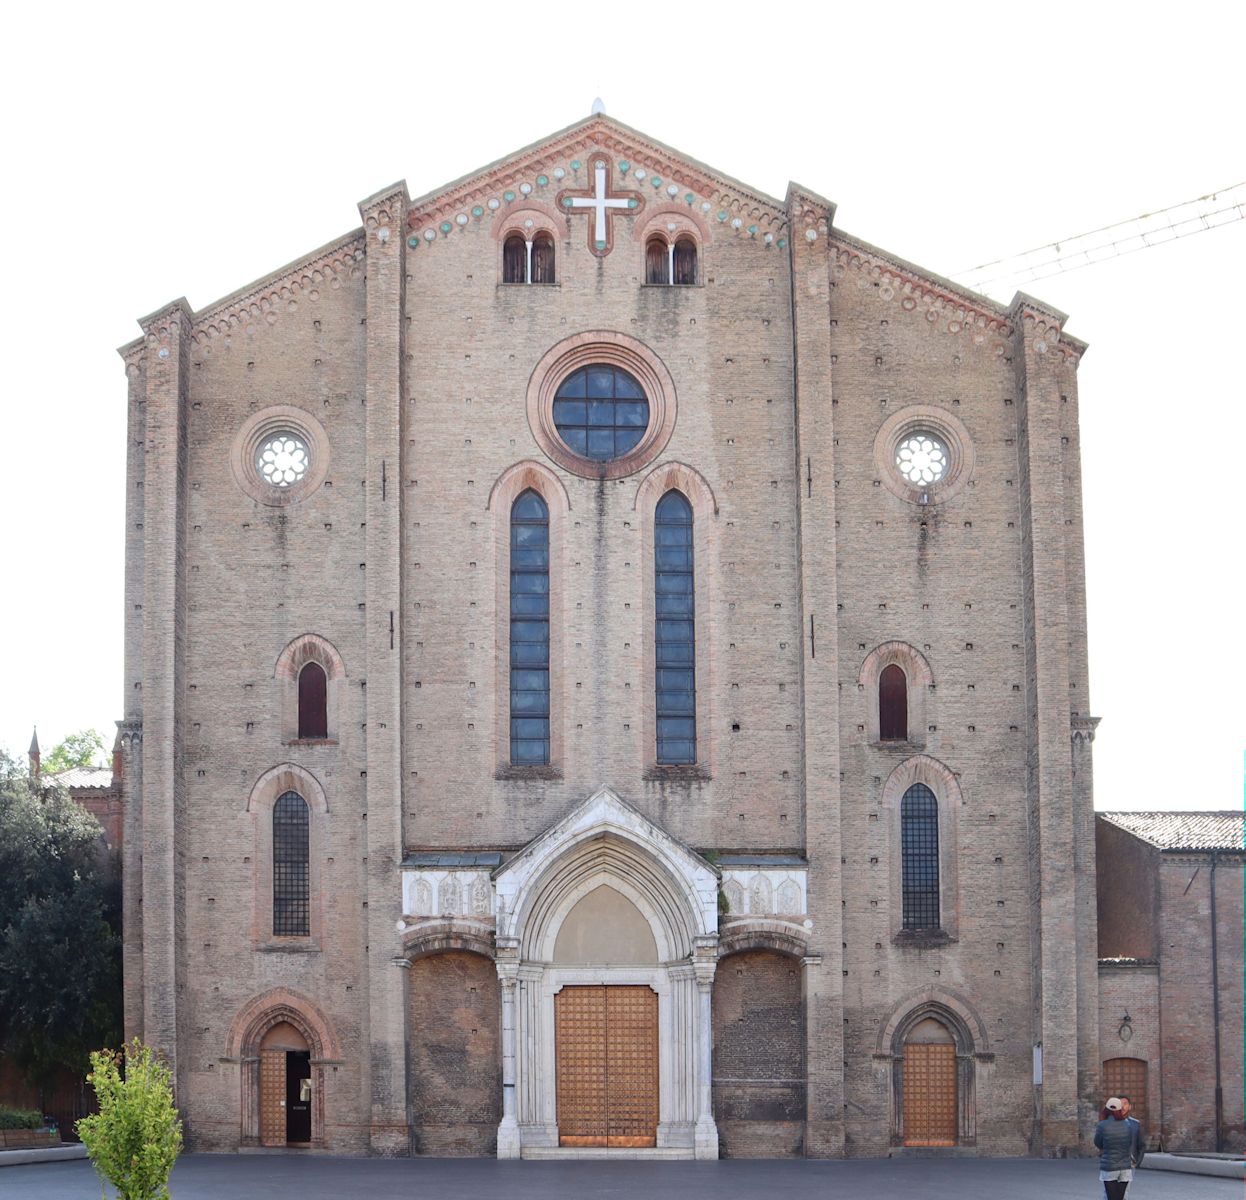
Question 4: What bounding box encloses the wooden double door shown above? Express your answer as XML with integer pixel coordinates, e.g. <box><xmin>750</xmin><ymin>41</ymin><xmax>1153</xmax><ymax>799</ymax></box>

<box><xmin>259</xmin><ymin>1049</ymin><xmax>312</xmax><ymax>1146</ymax></box>
<box><xmin>555</xmin><ymin>985</ymin><xmax>659</xmax><ymax>1147</ymax></box>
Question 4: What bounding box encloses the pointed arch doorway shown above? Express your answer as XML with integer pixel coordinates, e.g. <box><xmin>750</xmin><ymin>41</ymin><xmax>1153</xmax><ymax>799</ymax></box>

<box><xmin>552</xmin><ymin>885</ymin><xmax>661</xmax><ymax>1147</ymax></box>
<box><xmin>259</xmin><ymin>1022</ymin><xmax>312</xmax><ymax>1146</ymax></box>
<box><xmin>492</xmin><ymin>788</ymin><xmax>721</xmax><ymax>1159</ymax></box>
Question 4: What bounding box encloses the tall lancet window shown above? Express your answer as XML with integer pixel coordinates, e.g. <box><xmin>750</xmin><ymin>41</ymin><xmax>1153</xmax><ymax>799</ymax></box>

<box><xmin>879</xmin><ymin>663</ymin><xmax>907</xmax><ymax>741</ymax></box>
<box><xmin>901</xmin><ymin>783</ymin><xmax>940</xmax><ymax>930</ymax></box>
<box><xmin>510</xmin><ymin>490</ymin><xmax>550</xmax><ymax>765</ymax></box>
<box><xmin>298</xmin><ymin>661</ymin><xmax>328</xmax><ymax>739</ymax></box>
<box><xmin>273</xmin><ymin>791</ymin><xmax>310</xmax><ymax>937</ymax></box>
<box><xmin>655</xmin><ymin>490</ymin><xmax>696</xmax><ymax>764</ymax></box>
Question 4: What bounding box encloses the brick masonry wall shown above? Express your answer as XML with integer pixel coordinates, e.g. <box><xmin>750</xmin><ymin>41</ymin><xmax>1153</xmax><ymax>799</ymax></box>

<box><xmin>170</xmin><ymin>252</ymin><xmax>373</xmax><ymax>1150</ymax></box>
<box><xmin>401</xmin><ymin>196</ymin><xmax>804</xmax><ymax>855</ymax></box>
<box><xmin>1097</xmin><ymin>964</ymin><xmax>1159</xmax><ymax>1129</ymax></box>
<box><xmin>830</xmin><ymin>254</ymin><xmax>1043</xmax><ymax>1155</ymax></box>
<box><xmin>120</xmin><ymin>120</ymin><xmax>1106</xmax><ymax>1157</ymax></box>
<box><xmin>1157</xmin><ymin>855</ymin><xmax>1244</xmax><ymax>1150</ymax></box>
<box><xmin>1096</xmin><ymin>821</ymin><xmax>1158</xmax><ymax>959</ymax></box>
<box><xmin>407</xmin><ymin>951</ymin><xmax>501</xmax><ymax>1155</ymax></box>
<box><xmin>712</xmin><ymin>949</ymin><xmax>805</xmax><ymax>1156</ymax></box>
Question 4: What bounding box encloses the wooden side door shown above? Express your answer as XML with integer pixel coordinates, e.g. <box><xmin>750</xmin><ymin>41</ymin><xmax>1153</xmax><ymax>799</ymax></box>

<box><xmin>1103</xmin><ymin>1058</ymin><xmax>1148</xmax><ymax>1130</ymax></box>
<box><xmin>259</xmin><ymin>1049</ymin><xmax>286</xmax><ymax>1147</ymax></box>
<box><xmin>903</xmin><ymin>1042</ymin><xmax>957</xmax><ymax>1146</ymax></box>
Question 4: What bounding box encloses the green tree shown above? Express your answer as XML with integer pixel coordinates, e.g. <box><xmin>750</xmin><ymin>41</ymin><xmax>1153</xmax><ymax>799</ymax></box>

<box><xmin>41</xmin><ymin>728</ymin><xmax>110</xmax><ymax>774</ymax></box>
<box><xmin>77</xmin><ymin>1041</ymin><xmax>182</xmax><ymax>1200</ymax></box>
<box><xmin>0</xmin><ymin>753</ymin><xmax>122</xmax><ymax>1094</ymax></box>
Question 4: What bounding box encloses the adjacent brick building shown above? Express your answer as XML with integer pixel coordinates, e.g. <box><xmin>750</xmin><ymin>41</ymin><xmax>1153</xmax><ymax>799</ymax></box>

<box><xmin>1096</xmin><ymin>811</ymin><xmax>1244</xmax><ymax>1152</ymax></box>
<box><xmin>116</xmin><ymin>111</ymin><xmax>1107</xmax><ymax>1158</ymax></box>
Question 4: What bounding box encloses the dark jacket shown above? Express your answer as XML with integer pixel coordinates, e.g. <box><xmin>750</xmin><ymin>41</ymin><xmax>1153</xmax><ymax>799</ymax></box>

<box><xmin>1094</xmin><ymin>1116</ymin><xmax>1142</xmax><ymax>1172</ymax></box>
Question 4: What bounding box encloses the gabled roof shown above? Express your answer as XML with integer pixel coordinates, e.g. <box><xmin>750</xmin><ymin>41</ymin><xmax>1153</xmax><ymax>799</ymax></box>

<box><xmin>406</xmin><ymin>112</ymin><xmax>788</xmax><ymax>235</ymax></box>
<box><xmin>1099</xmin><ymin>811</ymin><xmax>1245</xmax><ymax>852</ymax></box>
<box><xmin>46</xmin><ymin>766</ymin><xmax>115</xmax><ymax>791</ymax></box>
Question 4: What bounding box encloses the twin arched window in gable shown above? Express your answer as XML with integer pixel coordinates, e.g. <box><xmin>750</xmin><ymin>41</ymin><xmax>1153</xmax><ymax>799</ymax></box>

<box><xmin>273</xmin><ymin>791</ymin><xmax>310</xmax><ymax>937</ymax></box>
<box><xmin>503</xmin><ymin>233</ymin><xmax>556</xmax><ymax>285</ymax></box>
<box><xmin>645</xmin><ymin>236</ymin><xmax>698</xmax><ymax>286</ymax></box>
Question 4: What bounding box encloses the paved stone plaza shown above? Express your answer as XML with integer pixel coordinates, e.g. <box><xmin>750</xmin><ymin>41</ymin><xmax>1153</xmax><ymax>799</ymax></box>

<box><xmin>3</xmin><ymin>1155</ymin><xmax>1240</xmax><ymax>1200</ymax></box>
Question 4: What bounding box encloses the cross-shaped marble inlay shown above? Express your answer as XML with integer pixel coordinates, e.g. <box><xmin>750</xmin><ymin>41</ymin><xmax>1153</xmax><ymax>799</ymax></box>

<box><xmin>559</xmin><ymin>159</ymin><xmax>643</xmax><ymax>257</ymax></box>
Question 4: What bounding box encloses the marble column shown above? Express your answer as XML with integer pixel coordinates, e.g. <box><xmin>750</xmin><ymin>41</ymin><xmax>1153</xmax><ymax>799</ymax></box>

<box><xmin>496</xmin><ymin>962</ymin><xmax>520</xmax><ymax>1158</ymax></box>
<box><xmin>693</xmin><ymin>957</ymin><xmax>719</xmax><ymax>1158</ymax></box>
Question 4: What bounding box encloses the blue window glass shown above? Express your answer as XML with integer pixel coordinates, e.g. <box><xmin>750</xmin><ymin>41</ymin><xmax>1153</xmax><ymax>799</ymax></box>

<box><xmin>511</xmin><ymin>490</ymin><xmax>549</xmax><ymax>764</ymax></box>
<box><xmin>655</xmin><ymin>490</ymin><xmax>695</xmax><ymax>764</ymax></box>
<box><xmin>901</xmin><ymin>783</ymin><xmax>940</xmax><ymax>929</ymax></box>
<box><xmin>553</xmin><ymin>365</ymin><xmax>650</xmax><ymax>462</ymax></box>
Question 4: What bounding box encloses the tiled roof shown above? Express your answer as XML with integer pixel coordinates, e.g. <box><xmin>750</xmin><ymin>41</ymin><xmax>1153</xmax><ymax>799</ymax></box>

<box><xmin>401</xmin><ymin>851</ymin><xmax>504</xmax><ymax>869</ymax></box>
<box><xmin>47</xmin><ymin>766</ymin><xmax>115</xmax><ymax>791</ymax></box>
<box><xmin>1099</xmin><ymin>811</ymin><xmax>1245</xmax><ymax>852</ymax></box>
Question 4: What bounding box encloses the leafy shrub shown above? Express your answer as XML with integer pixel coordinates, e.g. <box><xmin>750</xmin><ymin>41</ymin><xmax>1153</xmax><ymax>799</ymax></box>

<box><xmin>76</xmin><ymin>1040</ymin><xmax>182</xmax><ymax>1200</ymax></box>
<box><xmin>0</xmin><ymin>1106</ymin><xmax>43</xmax><ymax>1129</ymax></box>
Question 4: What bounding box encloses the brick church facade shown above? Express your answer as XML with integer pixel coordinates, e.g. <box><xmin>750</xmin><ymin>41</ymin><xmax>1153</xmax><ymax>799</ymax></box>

<box><xmin>117</xmin><ymin>113</ymin><xmax>1106</xmax><ymax>1158</ymax></box>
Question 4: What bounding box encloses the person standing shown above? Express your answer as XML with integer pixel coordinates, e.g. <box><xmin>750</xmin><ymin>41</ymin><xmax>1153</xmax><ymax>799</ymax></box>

<box><xmin>1095</xmin><ymin>1096</ymin><xmax>1143</xmax><ymax>1200</ymax></box>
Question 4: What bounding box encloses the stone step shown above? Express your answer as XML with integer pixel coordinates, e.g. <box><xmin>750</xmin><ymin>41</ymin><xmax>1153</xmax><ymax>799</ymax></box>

<box><xmin>522</xmin><ymin>1146</ymin><xmax>695</xmax><ymax>1160</ymax></box>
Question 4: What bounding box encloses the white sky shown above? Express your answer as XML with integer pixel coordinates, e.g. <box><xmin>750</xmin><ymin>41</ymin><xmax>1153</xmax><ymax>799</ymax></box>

<box><xmin>1</xmin><ymin>3</ymin><xmax>1241</xmax><ymax>811</ymax></box>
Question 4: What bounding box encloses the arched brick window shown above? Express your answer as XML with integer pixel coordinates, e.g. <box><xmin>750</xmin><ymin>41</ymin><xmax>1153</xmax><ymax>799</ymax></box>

<box><xmin>879</xmin><ymin>663</ymin><xmax>908</xmax><ymax>741</ymax></box>
<box><xmin>510</xmin><ymin>490</ymin><xmax>550</xmax><ymax>765</ymax></box>
<box><xmin>532</xmin><ymin>233</ymin><xmax>556</xmax><ymax>284</ymax></box>
<box><xmin>673</xmin><ymin>237</ymin><xmax>697</xmax><ymax>285</ymax></box>
<box><xmin>645</xmin><ymin>236</ymin><xmax>669</xmax><ymax>285</ymax></box>
<box><xmin>297</xmin><ymin>662</ymin><xmax>328</xmax><ymax>740</ymax></box>
<box><xmin>901</xmin><ymin>783</ymin><xmax>940</xmax><ymax>930</ymax></box>
<box><xmin>503</xmin><ymin>235</ymin><xmax>526</xmax><ymax>284</ymax></box>
<box><xmin>275</xmin><ymin>634</ymin><xmax>346</xmax><ymax>745</ymax></box>
<box><xmin>655</xmin><ymin>490</ymin><xmax>696</xmax><ymax>764</ymax></box>
<box><xmin>273</xmin><ymin>791</ymin><xmax>310</xmax><ymax>937</ymax></box>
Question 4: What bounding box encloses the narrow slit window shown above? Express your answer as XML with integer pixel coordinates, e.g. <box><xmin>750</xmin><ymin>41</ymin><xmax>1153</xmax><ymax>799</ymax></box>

<box><xmin>879</xmin><ymin>663</ymin><xmax>907</xmax><ymax>741</ymax></box>
<box><xmin>673</xmin><ymin>237</ymin><xmax>697</xmax><ymax>285</ymax></box>
<box><xmin>901</xmin><ymin>783</ymin><xmax>940</xmax><ymax>930</ymax></box>
<box><xmin>645</xmin><ymin>236</ymin><xmax>669</xmax><ymax>285</ymax></box>
<box><xmin>503</xmin><ymin>234</ymin><xmax>527</xmax><ymax>284</ymax></box>
<box><xmin>510</xmin><ymin>490</ymin><xmax>550</xmax><ymax>764</ymax></box>
<box><xmin>298</xmin><ymin>661</ymin><xmax>328</xmax><ymax>740</ymax></box>
<box><xmin>273</xmin><ymin>791</ymin><xmax>310</xmax><ymax>937</ymax></box>
<box><xmin>532</xmin><ymin>233</ymin><xmax>556</xmax><ymax>284</ymax></box>
<box><xmin>655</xmin><ymin>490</ymin><xmax>695</xmax><ymax>764</ymax></box>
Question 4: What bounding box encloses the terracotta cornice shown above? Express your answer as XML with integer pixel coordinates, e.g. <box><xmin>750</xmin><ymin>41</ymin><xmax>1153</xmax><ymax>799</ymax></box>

<box><xmin>1010</xmin><ymin>291</ymin><xmax>1087</xmax><ymax>361</ymax></box>
<box><xmin>407</xmin><ymin>114</ymin><xmax>788</xmax><ymax>241</ymax></box>
<box><xmin>188</xmin><ymin>232</ymin><xmax>366</xmax><ymax>345</ymax></box>
<box><xmin>831</xmin><ymin>230</ymin><xmax>1016</xmax><ymax>353</ymax></box>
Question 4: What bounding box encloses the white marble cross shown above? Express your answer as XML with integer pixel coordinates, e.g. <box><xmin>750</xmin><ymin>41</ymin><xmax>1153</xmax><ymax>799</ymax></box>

<box><xmin>564</xmin><ymin>160</ymin><xmax>638</xmax><ymax>253</ymax></box>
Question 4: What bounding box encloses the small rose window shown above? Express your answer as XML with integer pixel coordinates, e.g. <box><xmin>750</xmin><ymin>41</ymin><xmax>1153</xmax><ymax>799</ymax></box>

<box><xmin>258</xmin><ymin>434</ymin><xmax>310</xmax><ymax>487</ymax></box>
<box><xmin>895</xmin><ymin>434</ymin><xmax>948</xmax><ymax>486</ymax></box>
